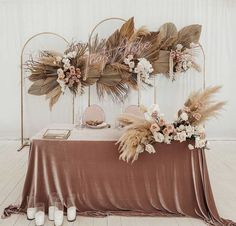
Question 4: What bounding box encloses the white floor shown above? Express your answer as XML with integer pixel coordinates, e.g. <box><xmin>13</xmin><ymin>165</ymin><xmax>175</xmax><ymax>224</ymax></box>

<box><xmin>0</xmin><ymin>141</ymin><xmax>235</xmax><ymax>226</ymax></box>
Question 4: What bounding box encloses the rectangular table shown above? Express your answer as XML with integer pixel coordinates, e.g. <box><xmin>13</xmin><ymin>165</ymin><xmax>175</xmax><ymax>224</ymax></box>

<box><xmin>5</xmin><ymin>125</ymin><xmax>235</xmax><ymax>225</ymax></box>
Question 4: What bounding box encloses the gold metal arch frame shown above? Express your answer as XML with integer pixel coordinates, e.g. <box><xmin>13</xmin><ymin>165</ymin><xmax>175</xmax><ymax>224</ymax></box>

<box><xmin>87</xmin><ymin>17</ymin><xmax>142</xmax><ymax>107</ymax></box>
<box><xmin>18</xmin><ymin>32</ymin><xmax>70</xmax><ymax>151</ymax></box>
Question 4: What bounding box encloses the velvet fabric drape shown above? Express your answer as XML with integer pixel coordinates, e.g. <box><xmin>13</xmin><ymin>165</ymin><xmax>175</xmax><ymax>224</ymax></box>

<box><xmin>17</xmin><ymin>139</ymin><xmax>236</xmax><ymax>225</ymax></box>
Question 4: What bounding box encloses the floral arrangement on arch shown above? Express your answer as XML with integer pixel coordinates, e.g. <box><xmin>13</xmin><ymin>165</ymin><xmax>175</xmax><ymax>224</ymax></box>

<box><xmin>26</xmin><ymin>17</ymin><xmax>202</xmax><ymax>108</ymax></box>
<box><xmin>117</xmin><ymin>86</ymin><xmax>225</xmax><ymax>163</ymax></box>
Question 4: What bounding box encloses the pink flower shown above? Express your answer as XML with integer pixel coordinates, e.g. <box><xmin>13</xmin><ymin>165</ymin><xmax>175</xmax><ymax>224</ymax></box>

<box><xmin>163</xmin><ymin>128</ymin><xmax>169</xmax><ymax>136</ymax></box>
<box><xmin>151</xmin><ymin>111</ymin><xmax>158</xmax><ymax>119</ymax></box>
<box><xmin>193</xmin><ymin>113</ymin><xmax>201</xmax><ymax>121</ymax></box>
<box><xmin>166</xmin><ymin>124</ymin><xmax>174</xmax><ymax>133</ymax></box>
<box><xmin>150</xmin><ymin>123</ymin><xmax>160</xmax><ymax>133</ymax></box>
<box><xmin>158</xmin><ymin>118</ymin><xmax>166</xmax><ymax>127</ymax></box>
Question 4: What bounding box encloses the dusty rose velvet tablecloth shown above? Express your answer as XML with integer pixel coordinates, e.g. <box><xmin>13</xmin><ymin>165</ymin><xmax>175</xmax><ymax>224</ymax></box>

<box><xmin>4</xmin><ymin>127</ymin><xmax>236</xmax><ymax>225</ymax></box>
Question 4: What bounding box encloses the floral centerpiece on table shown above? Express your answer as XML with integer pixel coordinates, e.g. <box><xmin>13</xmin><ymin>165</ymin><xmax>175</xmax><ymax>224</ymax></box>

<box><xmin>117</xmin><ymin>86</ymin><xmax>225</xmax><ymax>163</ymax></box>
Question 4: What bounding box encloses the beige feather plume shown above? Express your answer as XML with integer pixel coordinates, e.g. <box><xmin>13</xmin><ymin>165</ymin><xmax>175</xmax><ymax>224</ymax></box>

<box><xmin>182</xmin><ymin>86</ymin><xmax>226</xmax><ymax>125</ymax></box>
<box><xmin>117</xmin><ymin>114</ymin><xmax>153</xmax><ymax>163</ymax></box>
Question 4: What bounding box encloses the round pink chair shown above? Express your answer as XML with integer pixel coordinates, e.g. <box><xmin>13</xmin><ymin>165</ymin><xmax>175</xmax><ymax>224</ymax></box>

<box><xmin>82</xmin><ymin>104</ymin><xmax>105</xmax><ymax>125</ymax></box>
<box><xmin>124</xmin><ymin>105</ymin><xmax>145</xmax><ymax>118</ymax></box>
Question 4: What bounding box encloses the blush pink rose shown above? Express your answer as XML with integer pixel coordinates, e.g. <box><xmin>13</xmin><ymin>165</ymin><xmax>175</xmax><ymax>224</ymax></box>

<box><xmin>158</xmin><ymin>118</ymin><xmax>166</xmax><ymax>127</ymax></box>
<box><xmin>193</xmin><ymin>113</ymin><xmax>201</xmax><ymax>121</ymax></box>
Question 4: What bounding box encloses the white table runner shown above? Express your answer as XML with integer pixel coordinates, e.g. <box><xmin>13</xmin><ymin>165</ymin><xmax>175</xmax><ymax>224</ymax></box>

<box><xmin>31</xmin><ymin>124</ymin><xmax>124</xmax><ymax>141</ymax></box>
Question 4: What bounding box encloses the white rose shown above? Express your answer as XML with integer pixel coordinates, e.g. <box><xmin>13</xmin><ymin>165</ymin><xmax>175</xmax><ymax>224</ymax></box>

<box><xmin>136</xmin><ymin>144</ymin><xmax>144</xmax><ymax>153</ymax></box>
<box><xmin>154</xmin><ymin>132</ymin><xmax>164</xmax><ymax>143</ymax></box>
<box><xmin>124</xmin><ymin>58</ymin><xmax>130</xmax><ymax>65</ymax></box>
<box><xmin>176</xmin><ymin>44</ymin><xmax>183</xmax><ymax>50</ymax></box>
<box><xmin>129</xmin><ymin>61</ymin><xmax>135</xmax><ymax>68</ymax></box>
<box><xmin>127</xmin><ymin>54</ymin><xmax>133</xmax><ymax>60</ymax></box>
<box><xmin>185</xmin><ymin>125</ymin><xmax>194</xmax><ymax>137</ymax></box>
<box><xmin>62</xmin><ymin>58</ymin><xmax>70</xmax><ymax>64</ymax></box>
<box><xmin>177</xmin><ymin>125</ymin><xmax>185</xmax><ymax>132</ymax></box>
<box><xmin>180</xmin><ymin>112</ymin><xmax>188</xmax><ymax>121</ymax></box>
<box><xmin>57</xmin><ymin>79</ymin><xmax>66</xmax><ymax>93</ymax></box>
<box><xmin>148</xmin><ymin>104</ymin><xmax>160</xmax><ymax>115</ymax></box>
<box><xmin>57</xmin><ymin>68</ymin><xmax>64</xmax><ymax>76</ymax></box>
<box><xmin>145</xmin><ymin>144</ymin><xmax>156</xmax><ymax>154</ymax></box>
<box><xmin>195</xmin><ymin>137</ymin><xmax>206</xmax><ymax>148</ymax></box>
<box><xmin>179</xmin><ymin>131</ymin><xmax>187</xmax><ymax>142</ymax></box>
<box><xmin>164</xmin><ymin>135</ymin><xmax>172</xmax><ymax>144</ymax></box>
<box><xmin>195</xmin><ymin>125</ymin><xmax>205</xmax><ymax>134</ymax></box>
<box><xmin>188</xmin><ymin>144</ymin><xmax>194</xmax><ymax>150</ymax></box>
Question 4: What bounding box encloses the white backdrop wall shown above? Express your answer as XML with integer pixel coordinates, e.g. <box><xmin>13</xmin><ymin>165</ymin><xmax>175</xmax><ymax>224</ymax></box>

<box><xmin>0</xmin><ymin>0</ymin><xmax>236</xmax><ymax>139</ymax></box>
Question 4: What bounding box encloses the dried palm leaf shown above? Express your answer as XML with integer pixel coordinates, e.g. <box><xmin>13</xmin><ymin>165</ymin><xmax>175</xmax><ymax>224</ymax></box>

<box><xmin>130</xmin><ymin>26</ymin><xmax>150</xmax><ymax>41</ymax></box>
<box><xmin>137</xmin><ymin>31</ymin><xmax>162</xmax><ymax>62</ymax></box>
<box><xmin>176</xmin><ymin>24</ymin><xmax>202</xmax><ymax>48</ymax></box>
<box><xmin>159</xmin><ymin>23</ymin><xmax>178</xmax><ymax>39</ymax></box>
<box><xmin>97</xmin><ymin>80</ymin><xmax>129</xmax><ymax>102</ymax></box>
<box><xmin>28</xmin><ymin>77</ymin><xmax>58</xmax><ymax>95</ymax></box>
<box><xmin>120</xmin><ymin>17</ymin><xmax>134</xmax><ymax>39</ymax></box>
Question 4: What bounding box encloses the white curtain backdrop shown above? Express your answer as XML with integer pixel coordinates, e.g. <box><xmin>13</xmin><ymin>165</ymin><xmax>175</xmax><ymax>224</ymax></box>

<box><xmin>0</xmin><ymin>0</ymin><xmax>235</xmax><ymax>139</ymax></box>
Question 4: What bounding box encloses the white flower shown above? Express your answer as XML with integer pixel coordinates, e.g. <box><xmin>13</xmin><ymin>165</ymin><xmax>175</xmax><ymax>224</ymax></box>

<box><xmin>63</xmin><ymin>63</ymin><xmax>70</xmax><ymax>70</ymax></box>
<box><xmin>57</xmin><ymin>78</ymin><xmax>66</xmax><ymax>93</ymax></box>
<box><xmin>62</xmin><ymin>58</ymin><xmax>70</xmax><ymax>64</ymax></box>
<box><xmin>176</xmin><ymin>44</ymin><xmax>183</xmax><ymax>50</ymax></box>
<box><xmin>182</xmin><ymin>61</ymin><xmax>188</xmax><ymax>70</ymax></box>
<box><xmin>144</xmin><ymin>104</ymin><xmax>161</xmax><ymax>121</ymax></box>
<box><xmin>124</xmin><ymin>58</ymin><xmax>130</xmax><ymax>65</ymax></box>
<box><xmin>136</xmin><ymin>144</ymin><xmax>144</xmax><ymax>153</ymax></box>
<box><xmin>195</xmin><ymin>125</ymin><xmax>205</xmax><ymax>134</ymax></box>
<box><xmin>178</xmin><ymin>131</ymin><xmax>187</xmax><ymax>142</ymax></box>
<box><xmin>148</xmin><ymin>104</ymin><xmax>160</xmax><ymax>115</ymax></box>
<box><xmin>195</xmin><ymin>137</ymin><xmax>206</xmax><ymax>148</ymax></box>
<box><xmin>145</xmin><ymin>144</ymin><xmax>156</xmax><ymax>154</ymax></box>
<box><xmin>185</xmin><ymin>125</ymin><xmax>194</xmax><ymax>137</ymax></box>
<box><xmin>177</xmin><ymin>125</ymin><xmax>185</xmax><ymax>132</ymax></box>
<box><xmin>57</xmin><ymin>68</ymin><xmax>64</xmax><ymax>76</ymax></box>
<box><xmin>129</xmin><ymin>61</ymin><xmax>135</xmax><ymax>68</ymax></box>
<box><xmin>164</xmin><ymin>135</ymin><xmax>172</xmax><ymax>144</ymax></box>
<box><xmin>66</xmin><ymin>51</ymin><xmax>77</xmax><ymax>58</ymax></box>
<box><xmin>134</xmin><ymin>67</ymin><xmax>139</xmax><ymax>73</ymax></box>
<box><xmin>154</xmin><ymin>132</ymin><xmax>164</xmax><ymax>143</ymax></box>
<box><xmin>188</xmin><ymin>144</ymin><xmax>194</xmax><ymax>150</ymax></box>
<box><xmin>127</xmin><ymin>54</ymin><xmax>133</xmax><ymax>60</ymax></box>
<box><xmin>180</xmin><ymin>112</ymin><xmax>188</xmax><ymax>121</ymax></box>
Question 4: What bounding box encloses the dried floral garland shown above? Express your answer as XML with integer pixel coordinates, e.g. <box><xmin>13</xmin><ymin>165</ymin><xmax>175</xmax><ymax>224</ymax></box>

<box><xmin>117</xmin><ymin>86</ymin><xmax>226</xmax><ymax>163</ymax></box>
<box><xmin>26</xmin><ymin>17</ymin><xmax>202</xmax><ymax>108</ymax></box>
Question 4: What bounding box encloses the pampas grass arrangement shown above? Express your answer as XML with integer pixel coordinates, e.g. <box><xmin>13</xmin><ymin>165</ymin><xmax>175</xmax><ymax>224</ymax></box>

<box><xmin>117</xmin><ymin>86</ymin><xmax>225</xmax><ymax>163</ymax></box>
